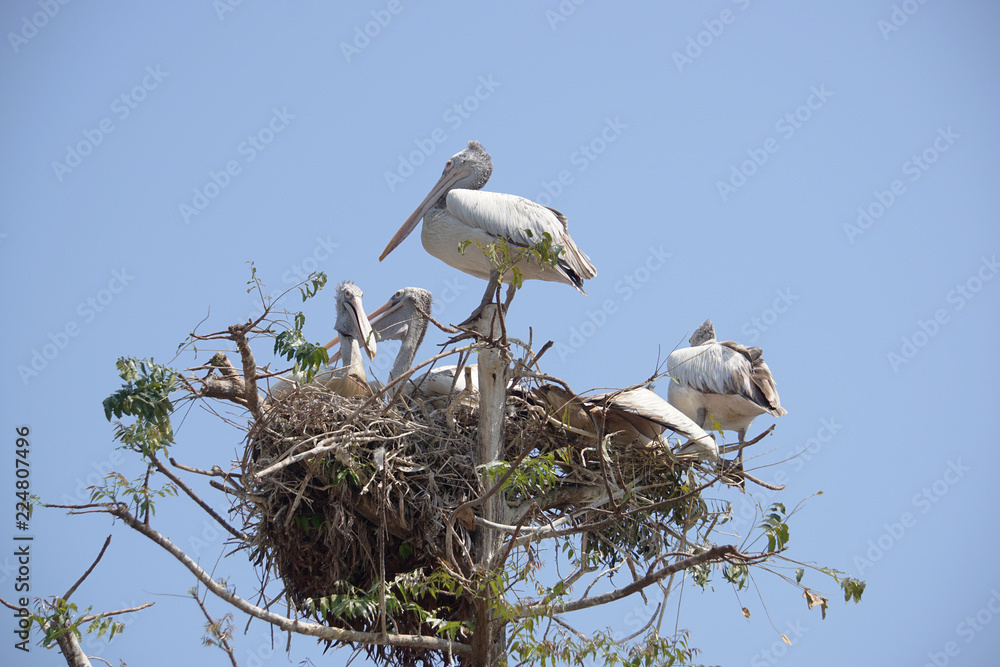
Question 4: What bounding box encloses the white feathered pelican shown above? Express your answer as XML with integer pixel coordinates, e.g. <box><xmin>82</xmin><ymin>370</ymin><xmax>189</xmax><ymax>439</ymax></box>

<box><xmin>275</xmin><ymin>281</ymin><xmax>377</xmax><ymax>398</ymax></box>
<box><xmin>379</xmin><ymin>141</ymin><xmax>596</xmax><ymax>314</ymax></box>
<box><xmin>666</xmin><ymin>319</ymin><xmax>786</xmax><ymax>466</ymax></box>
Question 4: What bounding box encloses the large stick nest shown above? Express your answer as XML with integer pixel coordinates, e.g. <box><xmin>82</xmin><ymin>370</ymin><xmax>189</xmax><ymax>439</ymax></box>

<box><xmin>235</xmin><ymin>373</ymin><xmax>708</xmax><ymax>663</ymax></box>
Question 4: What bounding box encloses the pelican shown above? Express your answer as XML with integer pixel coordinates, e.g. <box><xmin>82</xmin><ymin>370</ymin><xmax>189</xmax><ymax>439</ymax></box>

<box><xmin>531</xmin><ymin>384</ymin><xmax>719</xmax><ymax>462</ymax></box>
<box><xmin>324</xmin><ymin>287</ymin><xmax>434</xmax><ymax>381</ymax></box>
<box><xmin>324</xmin><ymin>287</ymin><xmax>478</xmax><ymax>403</ymax></box>
<box><xmin>666</xmin><ymin>319</ymin><xmax>787</xmax><ymax>468</ymax></box>
<box><xmin>379</xmin><ymin>140</ymin><xmax>596</xmax><ymax>317</ymax></box>
<box><xmin>273</xmin><ymin>282</ymin><xmax>377</xmax><ymax>398</ymax></box>
<box><xmin>364</xmin><ymin>287</ymin><xmax>434</xmax><ymax>382</ymax></box>
<box><xmin>376</xmin><ymin>293</ymin><xmax>480</xmax><ymax>403</ymax></box>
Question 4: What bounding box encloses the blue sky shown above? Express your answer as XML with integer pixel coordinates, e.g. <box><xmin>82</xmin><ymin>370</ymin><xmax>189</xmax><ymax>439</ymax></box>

<box><xmin>2</xmin><ymin>2</ymin><xmax>999</xmax><ymax>665</ymax></box>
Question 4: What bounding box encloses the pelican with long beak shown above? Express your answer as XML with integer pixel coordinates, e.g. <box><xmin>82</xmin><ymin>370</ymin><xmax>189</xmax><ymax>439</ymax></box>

<box><xmin>274</xmin><ymin>281</ymin><xmax>376</xmax><ymax>398</ymax></box>
<box><xmin>379</xmin><ymin>140</ymin><xmax>596</xmax><ymax>318</ymax></box>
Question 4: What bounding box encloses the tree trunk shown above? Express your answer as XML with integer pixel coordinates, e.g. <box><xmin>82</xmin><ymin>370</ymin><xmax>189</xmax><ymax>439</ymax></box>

<box><xmin>471</xmin><ymin>306</ymin><xmax>508</xmax><ymax>666</ymax></box>
<box><xmin>49</xmin><ymin>620</ymin><xmax>92</xmax><ymax>667</ymax></box>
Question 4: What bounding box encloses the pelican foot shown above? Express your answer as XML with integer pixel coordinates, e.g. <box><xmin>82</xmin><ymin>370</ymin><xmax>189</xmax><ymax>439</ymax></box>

<box><xmin>457</xmin><ymin>291</ymin><xmax>508</xmax><ymax>330</ymax></box>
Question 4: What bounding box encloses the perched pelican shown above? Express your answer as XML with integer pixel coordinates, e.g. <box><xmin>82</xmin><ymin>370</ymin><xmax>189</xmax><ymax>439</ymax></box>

<box><xmin>531</xmin><ymin>384</ymin><xmax>719</xmax><ymax>462</ymax></box>
<box><xmin>379</xmin><ymin>141</ymin><xmax>596</xmax><ymax>316</ymax></box>
<box><xmin>274</xmin><ymin>282</ymin><xmax>377</xmax><ymax>398</ymax></box>
<box><xmin>666</xmin><ymin>319</ymin><xmax>786</xmax><ymax>467</ymax></box>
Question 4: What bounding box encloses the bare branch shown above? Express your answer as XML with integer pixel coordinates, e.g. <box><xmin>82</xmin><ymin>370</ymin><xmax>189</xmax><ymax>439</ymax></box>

<box><xmin>192</xmin><ymin>591</ymin><xmax>238</xmax><ymax>667</ymax></box>
<box><xmin>229</xmin><ymin>324</ymin><xmax>263</xmax><ymax>421</ymax></box>
<box><xmin>524</xmin><ymin>544</ymin><xmax>777</xmax><ymax>617</ymax></box>
<box><xmin>77</xmin><ymin>602</ymin><xmax>155</xmax><ymax>624</ymax></box>
<box><xmin>148</xmin><ymin>451</ymin><xmax>246</xmax><ymax>542</ymax></box>
<box><xmin>63</xmin><ymin>535</ymin><xmax>112</xmax><ymax>601</ymax></box>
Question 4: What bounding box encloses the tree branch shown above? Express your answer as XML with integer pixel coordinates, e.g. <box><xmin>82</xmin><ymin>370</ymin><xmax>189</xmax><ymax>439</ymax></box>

<box><xmin>148</xmin><ymin>451</ymin><xmax>246</xmax><ymax>542</ymax></box>
<box><xmin>91</xmin><ymin>502</ymin><xmax>471</xmax><ymax>658</ymax></box>
<box><xmin>63</xmin><ymin>535</ymin><xmax>112</xmax><ymax>601</ymax></box>
<box><xmin>229</xmin><ymin>323</ymin><xmax>263</xmax><ymax>421</ymax></box>
<box><xmin>525</xmin><ymin>544</ymin><xmax>774</xmax><ymax>617</ymax></box>
<box><xmin>77</xmin><ymin>602</ymin><xmax>155</xmax><ymax>624</ymax></box>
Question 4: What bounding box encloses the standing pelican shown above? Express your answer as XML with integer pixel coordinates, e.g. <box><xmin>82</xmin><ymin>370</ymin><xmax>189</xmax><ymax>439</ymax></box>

<box><xmin>379</xmin><ymin>141</ymin><xmax>596</xmax><ymax>316</ymax></box>
<box><xmin>666</xmin><ymin>319</ymin><xmax>786</xmax><ymax>467</ymax></box>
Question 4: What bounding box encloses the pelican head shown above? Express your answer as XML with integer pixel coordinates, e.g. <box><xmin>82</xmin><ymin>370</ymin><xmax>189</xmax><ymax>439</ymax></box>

<box><xmin>325</xmin><ymin>287</ymin><xmax>432</xmax><ymax>366</ymax></box>
<box><xmin>379</xmin><ymin>140</ymin><xmax>493</xmax><ymax>262</ymax></box>
<box><xmin>368</xmin><ymin>287</ymin><xmax>433</xmax><ymax>342</ymax></box>
<box><xmin>689</xmin><ymin>319</ymin><xmax>716</xmax><ymax>346</ymax></box>
<box><xmin>334</xmin><ymin>281</ymin><xmax>376</xmax><ymax>359</ymax></box>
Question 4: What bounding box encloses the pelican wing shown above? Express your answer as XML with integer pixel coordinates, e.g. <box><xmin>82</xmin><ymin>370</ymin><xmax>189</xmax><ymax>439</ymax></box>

<box><xmin>447</xmin><ymin>190</ymin><xmax>597</xmax><ymax>281</ymax></box>
<box><xmin>669</xmin><ymin>343</ymin><xmax>785</xmax><ymax>417</ymax></box>
<box><xmin>720</xmin><ymin>342</ymin><xmax>786</xmax><ymax>416</ymax></box>
<box><xmin>593</xmin><ymin>389</ymin><xmax>715</xmax><ymax>449</ymax></box>
<box><xmin>530</xmin><ymin>384</ymin><xmax>594</xmax><ymax>433</ymax></box>
<box><xmin>407</xmin><ymin>364</ymin><xmax>478</xmax><ymax>397</ymax></box>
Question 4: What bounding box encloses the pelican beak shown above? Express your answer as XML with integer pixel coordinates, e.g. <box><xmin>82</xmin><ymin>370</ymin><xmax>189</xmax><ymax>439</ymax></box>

<box><xmin>325</xmin><ymin>296</ymin><xmax>401</xmax><ymax>365</ymax></box>
<box><xmin>367</xmin><ymin>297</ymin><xmax>409</xmax><ymax>337</ymax></box>
<box><xmin>379</xmin><ymin>166</ymin><xmax>467</xmax><ymax>261</ymax></box>
<box><xmin>365</xmin><ymin>296</ymin><xmax>399</xmax><ymax>326</ymax></box>
<box><xmin>345</xmin><ymin>292</ymin><xmax>377</xmax><ymax>360</ymax></box>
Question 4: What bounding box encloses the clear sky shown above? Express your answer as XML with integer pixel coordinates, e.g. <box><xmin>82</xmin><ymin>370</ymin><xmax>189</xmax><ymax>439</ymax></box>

<box><xmin>2</xmin><ymin>2</ymin><xmax>999</xmax><ymax>666</ymax></box>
